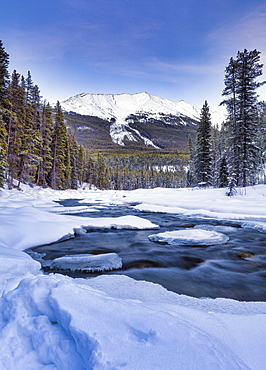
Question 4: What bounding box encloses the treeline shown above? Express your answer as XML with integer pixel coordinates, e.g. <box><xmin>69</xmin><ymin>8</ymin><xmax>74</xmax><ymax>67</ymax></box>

<box><xmin>92</xmin><ymin>153</ymin><xmax>188</xmax><ymax>190</ymax></box>
<box><xmin>1</xmin><ymin>41</ymin><xmax>266</xmax><ymax>192</ymax></box>
<box><xmin>0</xmin><ymin>40</ymin><xmax>189</xmax><ymax>191</ymax></box>
<box><xmin>187</xmin><ymin>49</ymin><xmax>266</xmax><ymax>193</ymax></box>
<box><xmin>0</xmin><ymin>40</ymin><xmax>94</xmax><ymax>189</ymax></box>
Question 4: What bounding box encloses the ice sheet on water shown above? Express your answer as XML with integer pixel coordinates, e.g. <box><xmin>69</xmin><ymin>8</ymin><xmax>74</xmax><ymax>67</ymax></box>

<box><xmin>148</xmin><ymin>229</ymin><xmax>229</xmax><ymax>245</ymax></box>
<box><xmin>50</xmin><ymin>252</ymin><xmax>122</xmax><ymax>272</ymax></box>
<box><xmin>194</xmin><ymin>224</ymin><xmax>238</xmax><ymax>233</ymax></box>
<box><xmin>44</xmin><ymin>205</ymin><xmax>96</xmax><ymax>214</ymax></box>
<box><xmin>82</xmin><ymin>215</ymin><xmax>159</xmax><ymax>230</ymax></box>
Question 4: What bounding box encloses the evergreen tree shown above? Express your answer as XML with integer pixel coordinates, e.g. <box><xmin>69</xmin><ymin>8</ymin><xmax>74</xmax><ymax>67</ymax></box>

<box><xmin>77</xmin><ymin>145</ymin><xmax>86</xmax><ymax>186</ymax></box>
<box><xmin>68</xmin><ymin>131</ymin><xmax>78</xmax><ymax>189</ymax></box>
<box><xmin>6</xmin><ymin>70</ymin><xmax>25</xmax><ymax>185</ymax></box>
<box><xmin>221</xmin><ymin>49</ymin><xmax>265</xmax><ymax>187</ymax></box>
<box><xmin>218</xmin><ymin>157</ymin><xmax>229</xmax><ymax>188</ymax></box>
<box><xmin>0</xmin><ymin>114</ymin><xmax>8</xmax><ymax>186</ymax></box>
<box><xmin>186</xmin><ymin>134</ymin><xmax>196</xmax><ymax>187</ymax></box>
<box><xmin>0</xmin><ymin>40</ymin><xmax>9</xmax><ymax>109</ymax></box>
<box><xmin>256</xmin><ymin>101</ymin><xmax>266</xmax><ymax>183</ymax></box>
<box><xmin>95</xmin><ymin>153</ymin><xmax>109</xmax><ymax>189</ymax></box>
<box><xmin>38</xmin><ymin>102</ymin><xmax>53</xmax><ymax>187</ymax></box>
<box><xmin>194</xmin><ymin>101</ymin><xmax>213</xmax><ymax>186</ymax></box>
<box><xmin>211</xmin><ymin>125</ymin><xmax>220</xmax><ymax>187</ymax></box>
<box><xmin>50</xmin><ymin>101</ymin><xmax>70</xmax><ymax>189</ymax></box>
<box><xmin>12</xmin><ymin>72</ymin><xmax>43</xmax><ymax>186</ymax></box>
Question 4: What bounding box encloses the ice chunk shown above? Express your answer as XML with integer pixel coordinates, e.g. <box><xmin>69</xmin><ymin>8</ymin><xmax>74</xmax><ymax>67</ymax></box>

<box><xmin>194</xmin><ymin>224</ymin><xmax>238</xmax><ymax>233</ymax></box>
<box><xmin>82</xmin><ymin>215</ymin><xmax>159</xmax><ymax>230</ymax></box>
<box><xmin>50</xmin><ymin>252</ymin><xmax>122</xmax><ymax>272</ymax></box>
<box><xmin>148</xmin><ymin>229</ymin><xmax>229</xmax><ymax>245</ymax></box>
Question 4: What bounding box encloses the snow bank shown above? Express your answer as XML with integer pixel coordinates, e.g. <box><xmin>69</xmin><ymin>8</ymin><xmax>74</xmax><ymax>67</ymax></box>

<box><xmin>82</xmin><ymin>214</ymin><xmax>158</xmax><ymax>230</ymax></box>
<box><xmin>148</xmin><ymin>229</ymin><xmax>229</xmax><ymax>245</ymax></box>
<box><xmin>115</xmin><ymin>185</ymin><xmax>266</xmax><ymax>221</ymax></box>
<box><xmin>1</xmin><ymin>185</ymin><xmax>266</xmax><ymax>369</ymax></box>
<box><xmin>0</xmin><ymin>206</ymin><xmax>158</xmax><ymax>251</ymax></box>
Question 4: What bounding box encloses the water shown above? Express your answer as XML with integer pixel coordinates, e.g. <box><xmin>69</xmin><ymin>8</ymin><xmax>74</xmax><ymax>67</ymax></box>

<box><xmin>27</xmin><ymin>199</ymin><xmax>266</xmax><ymax>301</ymax></box>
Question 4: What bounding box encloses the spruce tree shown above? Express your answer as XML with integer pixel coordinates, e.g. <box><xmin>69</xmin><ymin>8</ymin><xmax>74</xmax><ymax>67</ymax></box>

<box><xmin>256</xmin><ymin>101</ymin><xmax>266</xmax><ymax>182</ymax></box>
<box><xmin>218</xmin><ymin>157</ymin><xmax>229</xmax><ymax>188</ymax></box>
<box><xmin>0</xmin><ymin>114</ymin><xmax>8</xmax><ymax>186</ymax></box>
<box><xmin>50</xmin><ymin>101</ymin><xmax>69</xmax><ymax>190</ymax></box>
<box><xmin>96</xmin><ymin>153</ymin><xmax>109</xmax><ymax>189</ymax></box>
<box><xmin>38</xmin><ymin>102</ymin><xmax>53</xmax><ymax>187</ymax></box>
<box><xmin>186</xmin><ymin>134</ymin><xmax>196</xmax><ymax>187</ymax></box>
<box><xmin>68</xmin><ymin>131</ymin><xmax>78</xmax><ymax>189</ymax></box>
<box><xmin>194</xmin><ymin>101</ymin><xmax>213</xmax><ymax>186</ymax></box>
<box><xmin>221</xmin><ymin>49</ymin><xmax>265</xmax><ymax>187</ymax></box>
<box><xmin>10</xmin><ymin>71</ymin><xmax>42</xmax><ymax>186</ymax></box>
<box><xmin>6</xmin><ymin>70</ymin><xmax>25</xmax><ymax>185</ymax></box>
<box><xmin>77</xmin><ymin>145</ymin><xmax>86</xmax><ymax>187</ymax></box>
<box><xmin>0</xmin><ymin>40</ymin><xmax>9</xmax><ymax>110</ymax></box>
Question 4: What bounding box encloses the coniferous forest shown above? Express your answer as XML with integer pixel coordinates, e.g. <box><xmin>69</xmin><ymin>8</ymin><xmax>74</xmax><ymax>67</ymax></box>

<box><xmin>0</xmin><ymin>40</ymin><xmax>266</xmax><ymax>192</ymax></box>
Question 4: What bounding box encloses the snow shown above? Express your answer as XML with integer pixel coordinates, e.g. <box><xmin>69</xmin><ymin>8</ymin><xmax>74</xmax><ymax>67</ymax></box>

<box><xmin>50</xmin><ymin>253</ymin><xmax>122</xmax><ymax>272</ymax></box>
<box><xmin>148</xmin><ymin>229</ymin><xmax>229</xmax><ymax>245</ymax></box>
<box><xmin>61</xmin><ymin>92</ymin><xmax>226</xmax><ymax>146</ymax></box>
<box><xmin>0</xmin><ymin>185</ymin><xmax>266</xmax><ymax>369</ymax></box>
<box><xmin>194</xmin><ymin>224</ymin><xmax>238</xmax><ymax>233</ymax></box>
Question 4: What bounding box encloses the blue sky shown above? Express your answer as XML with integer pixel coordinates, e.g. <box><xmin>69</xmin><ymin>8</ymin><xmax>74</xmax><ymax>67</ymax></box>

<box><xmin>1</xmin><ymin>0</ymin><xmax>266</xmax><ymax>110</ymax></box>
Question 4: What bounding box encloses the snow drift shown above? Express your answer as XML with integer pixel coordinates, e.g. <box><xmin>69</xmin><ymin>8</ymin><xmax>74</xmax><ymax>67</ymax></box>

<box><xmin>0</xmin><ymin>185</ymin><xmax>266</xmax><ymax>369</ymax></box>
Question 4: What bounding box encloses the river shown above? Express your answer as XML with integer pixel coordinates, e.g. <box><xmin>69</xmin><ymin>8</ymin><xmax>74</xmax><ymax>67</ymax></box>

<box><xmin>27</xmin><ymin>198</ymin><xmax>266</xmax><ymax>301</ymax></box>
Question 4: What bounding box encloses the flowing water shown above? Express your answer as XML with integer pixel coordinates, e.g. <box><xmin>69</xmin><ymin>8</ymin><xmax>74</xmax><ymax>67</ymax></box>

<box><xmin>27</xmin><ymin>199</ymin><xmax>266</xmax><ymax>301</ymax></box>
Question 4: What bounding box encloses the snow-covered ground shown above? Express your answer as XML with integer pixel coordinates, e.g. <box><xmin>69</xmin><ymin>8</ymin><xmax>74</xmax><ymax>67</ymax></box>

<box><xmin>1</xmin><ymin>184</ymin><xmax>266</xmax><ymax>369</ymax></box>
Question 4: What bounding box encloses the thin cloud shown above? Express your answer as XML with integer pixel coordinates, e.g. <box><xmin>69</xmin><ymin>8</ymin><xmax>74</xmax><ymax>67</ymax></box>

<box><xmin>207</xmin><ymin>5</ymin><xmax>266</xmax><ymax>60</ymax></box>
<box><xmin>146</xmin><ymin>59</ymin><xmax>223</xmax><ymax>75</ymax></box>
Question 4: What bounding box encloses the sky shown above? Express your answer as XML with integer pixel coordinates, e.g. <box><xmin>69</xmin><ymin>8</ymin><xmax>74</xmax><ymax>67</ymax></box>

<box><xmin>1</xmin><ymin>0</ymin><xmax>266</xmax><ymax>110</ymax></box>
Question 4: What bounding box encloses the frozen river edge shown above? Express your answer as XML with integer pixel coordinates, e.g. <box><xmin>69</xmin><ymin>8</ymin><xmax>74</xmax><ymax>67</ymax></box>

<box><xmin>1</xmin><ymin>185</ymin><xmax>266</xmax><ymax>369</ymax></box>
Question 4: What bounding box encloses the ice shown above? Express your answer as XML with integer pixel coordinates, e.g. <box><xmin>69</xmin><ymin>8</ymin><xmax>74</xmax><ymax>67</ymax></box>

<box><xmin>50</xmin><ymin>253</ymin><xmax>122</xmax><ymax>272</ymax></box>
<box><xmin>194</xmin><ymin>224</ymin><xmax>238</xmax><ymax>233</ymax></box>
<box><xmin>148</xmin><ymin>229</ymin><xmax>229</xmax><ymax>245</ymax></box>
<box><xmin>81</xmin><ymin>214</ymin><xmax>159</xmax><ymax>230</ymax></box>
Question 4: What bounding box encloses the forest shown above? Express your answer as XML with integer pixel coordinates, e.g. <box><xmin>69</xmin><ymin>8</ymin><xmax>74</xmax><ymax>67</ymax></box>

<box><xmin>0</xmin><ymin>40</ymin><xmax>266</xmax><ymax>191</ymax></box>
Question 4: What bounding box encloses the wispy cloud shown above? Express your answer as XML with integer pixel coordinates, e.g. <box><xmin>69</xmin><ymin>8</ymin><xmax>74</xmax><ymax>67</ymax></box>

<box><xmin>207</xmin><ymin>4</ymin><xmax>266</xmax><ymax>62</ymax></box>
<box><xmin>146</xmin><ymin>58</ymin><xmax>223</xmax><ymax>76</ymax></box>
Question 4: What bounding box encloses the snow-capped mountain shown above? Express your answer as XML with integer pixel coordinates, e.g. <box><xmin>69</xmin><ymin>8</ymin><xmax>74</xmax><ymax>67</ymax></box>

<box><xmin>61</xmin><ymin>92</ymin><xmax>225</xmax><ymax>149</ymax></box>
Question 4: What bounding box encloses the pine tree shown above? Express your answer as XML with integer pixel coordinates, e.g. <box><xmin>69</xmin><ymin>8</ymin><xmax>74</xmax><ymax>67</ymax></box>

<box><xmin>194</xmin><ymin>101</ymin><xmax>213</xmax><ymax>186</ymax></box>
<box><xmin>10</xmin><ymin>71</ymin><xmax>42</xmax><ymax>186</ymax></box>
<box><xmin>218</xmin><ymin>157</ymin><xmax>229</xmax><ymax>188</ymax></box>
<box><xmin>221</xmin><ymin>49</ymin><xmax>265</xmax><ymax>188</ymax></box>
<box><xmin>0</xmin><ymin>40</ymin><xmax>9</xmax><ymax>110</ymax></box>
<box><xmin>50</xmin><ymin>101</ymin><xmax>70</xmax><ymax>189</ymax></box>
<box><xmin>38</xmin><ymin>102</ymin><xmax>53</xmax><ymax>187</ymax></box>
<box><xmin>95</xmin><ymin>153</ymin><xmax>109</xmax><ymax>189</ymax></box>
<box><xmin>68</xmin><ymin>131</ymin><xmax>79</xmax><ymax>189</ymax></box>
<box><xmin>77</xmin><ymin>145</ymin><xmax>86</xmax><ymax>187</ymax></box>
<box><xmin>6</xmin><ymin>70</ymin><xmax>25</xmax><ymax>185</ymax></box>
<box><xmin>257</xmin><ymin>101</ymin><xmax>266</xmax><ymax>182</ymax></box>
<box><xmin>186</xmin><ymin>134</ymin><xmax>196</xmax><ymax>187</ymax></box>
<box><xmin>0</xmin><ymin>114</ymin><xmax>8</xmax><ymax>186</ymax></box>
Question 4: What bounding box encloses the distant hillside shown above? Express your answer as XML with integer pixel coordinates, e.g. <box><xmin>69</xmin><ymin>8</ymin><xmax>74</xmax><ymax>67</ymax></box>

<box><xmin>61</xmin><ymin>92</ymin><xmax>225</xmax><ymax>153</ymax></box>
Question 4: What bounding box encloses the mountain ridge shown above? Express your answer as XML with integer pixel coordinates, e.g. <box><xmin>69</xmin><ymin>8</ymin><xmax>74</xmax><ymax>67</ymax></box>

<box><xmin>61</xmin><ymin>92</ymin><xmax>225</xmax><ymax>151</ymax></box>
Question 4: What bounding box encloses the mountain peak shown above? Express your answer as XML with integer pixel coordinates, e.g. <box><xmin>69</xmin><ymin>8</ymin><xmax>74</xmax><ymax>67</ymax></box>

<box><xmin>61</xmin><ymin>92</ymin><xmax>226</xmax><ymax>148</ymax></box>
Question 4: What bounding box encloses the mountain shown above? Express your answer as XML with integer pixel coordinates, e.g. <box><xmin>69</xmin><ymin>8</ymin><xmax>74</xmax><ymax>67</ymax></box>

<box><xmin>61</xmin><ymin>92</ymin><xmax>225</xmax><ymax>153</ymax></box>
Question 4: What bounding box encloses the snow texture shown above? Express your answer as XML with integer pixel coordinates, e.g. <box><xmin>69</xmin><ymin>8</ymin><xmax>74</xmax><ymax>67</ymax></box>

<box><xmin>51</xmin><ymin>253</ymin><xmax>122</xmax><ymax>272</ymax></box>
<box><xmin>61</xmin><ymin>92</ymin><xmax>226</xmax><ymax>146</ymax></box>
<box><xmin>0</xmin><ymin>184</ymin><xmax>266</xmax><ymax>369</ymax></box>
<box><xmin>148</xmin><ymin>229</ymin><xmax>229</xmax><ymax>245</ymax></box>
